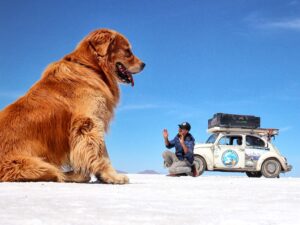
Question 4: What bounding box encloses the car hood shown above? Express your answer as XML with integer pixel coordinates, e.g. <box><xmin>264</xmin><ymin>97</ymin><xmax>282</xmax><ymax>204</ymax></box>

<box><xmin>194</xmin><ymin>143</ymin><xmax>213</xmax><ymax>149</ymax></box>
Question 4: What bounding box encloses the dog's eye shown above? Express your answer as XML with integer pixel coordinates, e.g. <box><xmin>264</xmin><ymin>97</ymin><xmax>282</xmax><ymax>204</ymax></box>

<box><xmin>124</xmin><ymin>49</ymin><xmax>132</xmax><ymax>58</ymax></box>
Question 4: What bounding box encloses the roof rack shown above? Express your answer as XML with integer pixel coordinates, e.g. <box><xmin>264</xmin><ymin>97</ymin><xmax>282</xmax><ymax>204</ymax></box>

<box><xmin>207</xmin><ymin>127</ymin><xmax>279</xmax><ymax>136</ymax></box>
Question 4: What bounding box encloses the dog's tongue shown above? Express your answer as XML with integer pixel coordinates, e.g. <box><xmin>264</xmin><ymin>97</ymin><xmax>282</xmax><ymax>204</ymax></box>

<box><xmin>125</xmin><ymin>71</ymin><xmax>134</xmax><ymax>87</ymax></box>
<box><xmin>129</xmin><ymin>74</ymin><xmax>134</xmax><ymax>87</ymax></box>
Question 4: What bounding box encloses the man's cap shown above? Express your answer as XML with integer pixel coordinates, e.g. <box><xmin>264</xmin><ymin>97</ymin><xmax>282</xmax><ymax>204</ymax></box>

<box><xmin>178</xmin><ymin>122</ymin><xmax>191</xmax><ymax>131</ymax></box>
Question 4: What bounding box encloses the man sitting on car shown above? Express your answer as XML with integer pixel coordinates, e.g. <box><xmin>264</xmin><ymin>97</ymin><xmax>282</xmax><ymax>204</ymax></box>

<box><xmin>162</xmin><ymin>122</ymin><xmax>197</xmax><ymax>176</ymax></box>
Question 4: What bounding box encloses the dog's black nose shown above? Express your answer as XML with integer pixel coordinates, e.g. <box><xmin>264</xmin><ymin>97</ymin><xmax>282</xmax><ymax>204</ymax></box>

<box><xmin>140</xmin><ymin>62</ymin><xmax>146</xmax><ymax>70</ymax></box>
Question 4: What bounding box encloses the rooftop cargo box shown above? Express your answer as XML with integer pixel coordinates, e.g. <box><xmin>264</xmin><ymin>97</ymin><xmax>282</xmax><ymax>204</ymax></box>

<box><xmin>208</xmin><ymin>113</ymin><xmax>260</xmax><ymax>129</ymax></box>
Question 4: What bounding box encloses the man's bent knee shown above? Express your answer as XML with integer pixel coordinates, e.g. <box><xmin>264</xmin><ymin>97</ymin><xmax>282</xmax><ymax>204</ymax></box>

<box><xmin>162</xmin><ymin>150</ymin><xmax>171</xmax><ymax>158</ymax></box>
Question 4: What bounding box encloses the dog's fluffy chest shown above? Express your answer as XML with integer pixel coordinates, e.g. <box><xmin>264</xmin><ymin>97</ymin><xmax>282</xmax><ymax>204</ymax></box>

<box><xmin>72</xmin><ymin>90</ymin><xmax>114</xmax><ymax>127</ymax></box>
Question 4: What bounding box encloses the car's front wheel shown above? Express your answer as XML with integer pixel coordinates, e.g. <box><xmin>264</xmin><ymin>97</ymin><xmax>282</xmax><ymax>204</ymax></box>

<box><xmin>246</xmin><ymin>171</ymin><xmax>262</xmax><ymax>178</ymax></box>
<box><xmin>194</xmin><ymin>155</ymin><xmax>206</xmax><ymax>176</ymax></box>
<box><xmin>261</xmin><ymin>159</ymin><xmax>281</xmax><ymax>178</ymax></box>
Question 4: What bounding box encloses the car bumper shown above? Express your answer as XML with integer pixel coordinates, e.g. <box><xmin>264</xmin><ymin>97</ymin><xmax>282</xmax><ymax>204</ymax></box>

<box><xmin>285</xmin><ymin>165</ymin><xmax>292</xmax><ymax>172</ymax></box>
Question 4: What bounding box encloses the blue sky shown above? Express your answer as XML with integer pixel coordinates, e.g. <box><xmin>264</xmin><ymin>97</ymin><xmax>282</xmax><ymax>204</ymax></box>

<box><xmin>1</xmin><ymin>0</ymin><xmax>299</xmax><ymax>176</ymax></box>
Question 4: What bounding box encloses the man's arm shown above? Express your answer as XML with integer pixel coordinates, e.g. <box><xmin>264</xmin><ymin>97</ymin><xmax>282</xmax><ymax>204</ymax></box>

<box><xmin>164</xmin><ymin>138</ymin><xmax>170</xmax><ymax>147</ymax></box>
<box><xmin>179</xmin><ymin>135</ymin><xmax>195</xmax><ymax>154</ymax></box>
<box><xmin>179</xmin><ymin>136</ymin><xmax>189</xmax><ymax>154</ymax></box>
<box><xmin>163</xmin><ymin>129</ymin><xmax>170</xmax><ymax>146</ymax></box>
<box><xmin>163</xmin><ymin>129</ymin><xmax>175</xmax><ymax>148</ymax></box>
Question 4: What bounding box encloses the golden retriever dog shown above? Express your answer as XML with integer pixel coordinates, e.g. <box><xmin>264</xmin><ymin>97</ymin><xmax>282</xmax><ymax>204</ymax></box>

<box><xmin>0</xmin><ymin>29</ymin><xmax>145</xmax><ymax>184</ymax></box>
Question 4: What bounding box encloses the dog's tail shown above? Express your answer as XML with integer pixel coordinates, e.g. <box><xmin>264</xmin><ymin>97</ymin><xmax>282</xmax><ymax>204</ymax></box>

<box><xmin>0</xmin><ymin>156</ymin><xmax>65</xmax><ymax>182</ymax></box>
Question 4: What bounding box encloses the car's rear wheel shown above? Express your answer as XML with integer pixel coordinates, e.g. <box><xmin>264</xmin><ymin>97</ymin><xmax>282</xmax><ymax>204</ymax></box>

<box><xmin>261</xmin><ymin>159</ymin><xmax>281</xmax><ymax>178</ymax></box>
<box><xmin>246</xmin><ymin>171</ymin><xmax>262</xmax><ymax>178</ymax></box>
<box><xmin>194</xmin><ymin>155</ymin><xmax>206</xmax><ymax>176</ymax></box>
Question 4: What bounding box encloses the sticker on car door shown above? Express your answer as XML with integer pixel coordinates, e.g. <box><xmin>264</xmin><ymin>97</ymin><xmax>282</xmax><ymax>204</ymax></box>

<box><xmin>222</xmin><ymin>150</ymin><xmax>239</xmax><ymax>167</ymax></box>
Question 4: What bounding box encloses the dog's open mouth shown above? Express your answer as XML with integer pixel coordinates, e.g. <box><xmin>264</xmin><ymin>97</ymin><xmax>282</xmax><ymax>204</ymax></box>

<box><xmin>116</xmin><ymin>62</ymin><xmax>134</xmax><ymax>87</ymax></box>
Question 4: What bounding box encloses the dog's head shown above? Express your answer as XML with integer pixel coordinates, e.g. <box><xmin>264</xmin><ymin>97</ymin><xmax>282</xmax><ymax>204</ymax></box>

<box><xmin>86</xmin><ymin>29</ymin><xmax>145</xmax><ymax>87</ymax></box>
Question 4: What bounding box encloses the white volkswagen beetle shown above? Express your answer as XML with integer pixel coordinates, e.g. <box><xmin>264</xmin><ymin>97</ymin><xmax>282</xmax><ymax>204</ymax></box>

<box><xmin>193</xmin><ymin>127</ymin><xmax>292</xmax><ymax>178</ymax></box>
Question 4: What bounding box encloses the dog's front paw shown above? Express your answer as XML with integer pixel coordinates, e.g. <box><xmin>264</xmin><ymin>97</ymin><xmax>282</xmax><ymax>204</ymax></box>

<box><xmin>100</xmin><ymin>172</ymin><xmax>129</xmax><ymax>184</ymax></box>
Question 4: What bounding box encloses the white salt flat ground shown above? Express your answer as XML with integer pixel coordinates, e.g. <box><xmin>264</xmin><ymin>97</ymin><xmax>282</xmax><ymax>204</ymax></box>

<box><xmin>0</xmin><ymin>174</ymin><xmax>299</xmax><ymax>225</ymax></box>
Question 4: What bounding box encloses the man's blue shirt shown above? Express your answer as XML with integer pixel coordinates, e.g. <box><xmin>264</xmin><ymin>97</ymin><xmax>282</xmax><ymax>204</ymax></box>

<box><xmin>166</xmin><ymin>133</ymin><xmax>195</xmax><ymax>164</ymax></box>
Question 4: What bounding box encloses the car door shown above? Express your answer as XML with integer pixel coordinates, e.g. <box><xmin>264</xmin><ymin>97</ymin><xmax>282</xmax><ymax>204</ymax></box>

<box><xmin>213</xmin><ymin>134</ymin><xmax>245</xmax><ymax>169</ymax></box>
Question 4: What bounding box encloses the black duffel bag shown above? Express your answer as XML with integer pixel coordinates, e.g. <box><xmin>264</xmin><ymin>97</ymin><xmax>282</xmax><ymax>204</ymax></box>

<box><xmin>208</xmin><ymin>113</ymin><xmax>260</xmax><ymax>129</ymax></box>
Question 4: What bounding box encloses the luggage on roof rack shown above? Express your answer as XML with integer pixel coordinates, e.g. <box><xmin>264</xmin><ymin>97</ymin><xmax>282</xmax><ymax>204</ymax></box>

<box><xmin>208</xmin><ymin>113</ymin><xmax>260</xmax><ymax>129</ymax></box>
<box><xmin>207</xmin><ymin>126</ymin><xmax>279</xmax><ymax>136</ymax></box>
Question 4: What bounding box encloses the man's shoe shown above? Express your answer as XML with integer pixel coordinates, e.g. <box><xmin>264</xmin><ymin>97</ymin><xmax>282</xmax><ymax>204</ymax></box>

<box><xmin>163</xmin><ymin>161</ymin><xmax>170</xmax><ymax>168</ymax></box>
<box><xmin>191</xmin><ymin>165</ymin><xmax>199</xmax><ymax>177</ymax></box>
<box><xmin>166</xmin><ymin>174</ymin><xmax>180</xmax><ymax>177</ymax></box>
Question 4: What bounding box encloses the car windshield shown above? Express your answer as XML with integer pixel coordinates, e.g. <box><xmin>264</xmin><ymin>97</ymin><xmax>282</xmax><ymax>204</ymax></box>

<box><xmin>206</xmin><ymin>134</ymin><xmax>218</xmax><ymax>144</ymax></box>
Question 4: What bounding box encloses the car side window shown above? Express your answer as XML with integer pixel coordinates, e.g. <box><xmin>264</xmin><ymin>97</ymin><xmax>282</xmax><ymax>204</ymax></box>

<box><xmin>218</xmin><ymin>135</ymin><xmax>242</xmax><ymax>146</ymax></box>
<box><xmin>246</xmin><ymin>136</ymin><xmax>265</xmax><ymax>147</ymax></box>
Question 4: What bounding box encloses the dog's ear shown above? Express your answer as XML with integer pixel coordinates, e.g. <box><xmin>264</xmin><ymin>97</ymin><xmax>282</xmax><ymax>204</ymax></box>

<box><xmin>89</xmin><ymin>30</ymin><xmax>116</xmax><ymax>57</ymax></box>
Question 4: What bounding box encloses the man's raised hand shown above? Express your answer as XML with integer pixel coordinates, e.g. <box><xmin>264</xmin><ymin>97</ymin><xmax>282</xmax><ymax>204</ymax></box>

<box><xmin>163</xmin><ymin>129</ymin><xmax>169</xmax><ymax>139</ymax></box>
